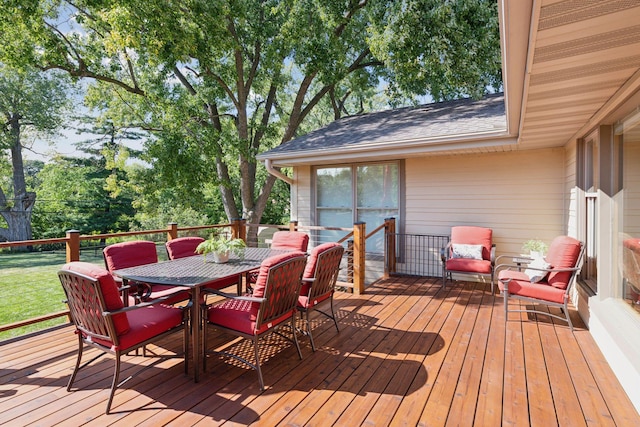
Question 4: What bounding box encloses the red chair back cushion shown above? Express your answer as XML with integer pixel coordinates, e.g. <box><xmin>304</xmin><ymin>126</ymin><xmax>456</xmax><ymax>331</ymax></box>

<box><xmin>300</xmin><ymin>242</ymin><xmax>343</xmax><ymax>297</ymax></box>
<box><xmin>103</xmin><ymin>240</ymin><xmax>158</xmax><ymax>271</ymax></box>
<box><xmin>252</xmin><ymin>251</ymin><xmax>307</xmax><ymax>298</ymax></box>
<box><xmin>545</xmin><ymin>236</ymin><xmax>582</xmax><ymax>289</ymax></box>
<box><xmin>61</xmin><ymin>262</ymin><xmax>130</xmax><ymax>335</ymax></box>
<box><xmin>271</xmin><ymin>231</ymin><xmax>309</xmax><ymax>252</ymax></box>
<box><xmin>166</xmin><ymin>236</ymin><xmax>205</xmax><ymax>259</ymax></box>
<box><xmin>450</xmin><ymin>226</ymin><xmax>493</xmax><ymax>261</ymax></box>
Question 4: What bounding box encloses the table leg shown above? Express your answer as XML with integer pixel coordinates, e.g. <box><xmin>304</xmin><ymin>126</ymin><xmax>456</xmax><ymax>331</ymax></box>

<box><xmin>192</xmin><ymin>286</ymin><xmax>200</xmax><ymax>382</ymax></box>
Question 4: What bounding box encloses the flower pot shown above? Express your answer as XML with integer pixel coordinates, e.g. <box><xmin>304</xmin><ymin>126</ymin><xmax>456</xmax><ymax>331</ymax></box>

<box><xmin>212</xmin><ymin>251</ymin><xmax>230</xmax><ymax>263</ymax></box>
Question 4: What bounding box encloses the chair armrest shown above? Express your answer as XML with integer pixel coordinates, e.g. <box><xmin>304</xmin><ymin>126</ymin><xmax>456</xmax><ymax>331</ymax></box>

<box><xmin>301</xmin><ymin>278</ymin><xmax>316</xmax><ymax>284</ymax></box>
<box><xmin>495</xmin><ymin>253</ymin><xmax>534</xmax><ymax>265</ymax></box>
<box><xmin>490</xmin><ymin>244</ymin><xmax>496</xmax><ymax>265</ymax></box>
<box><xmin>495</xmin><ymin>262</ymin><xmax>581</xmax><ymax>276</ymax></box>
<box><xmin>104</xmin><ymin>292</ymin><xmax>192</xmax><ymax>317</ymax></box>
<box><xmin>202</xmin><ymin>288</ymin><xmax>266</xmax><ymax>303</ymax></box>
<box><xmin>440</xmin><ymin>242</ymin><xmax>452</xmax><ymax>263</ymax></box>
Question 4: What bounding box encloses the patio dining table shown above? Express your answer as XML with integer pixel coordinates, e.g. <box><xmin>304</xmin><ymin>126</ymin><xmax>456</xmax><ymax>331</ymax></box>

<box><xmin>113</xmin><ymin>246</ymin><xmax>289</xmax><ymax>382</ymax></box>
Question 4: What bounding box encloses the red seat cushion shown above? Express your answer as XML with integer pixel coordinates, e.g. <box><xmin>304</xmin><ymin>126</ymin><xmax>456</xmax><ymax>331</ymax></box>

<box><xmin>498</xmin><ymin>270</ymin><xmax>566</xmax><ymax>304</ymax></box>
<box><xmin>545</xmin><ymin>236</ymin><xmax>582</xmax><ymax>289</ymax></box>
<box><xmin>165</xmin><ymin>237</ymin><xmax>205</xmax><ymax>260</ymax></box>
<box><xmin>96</xmin><ymin>303</ymin><xmax>184</xmax><ymax>351</ymax></box>
<box><xmin>271</xmin><ymin>231</ymin><xmax>309</xmax><ymax>252</ymax></box>
<box><xmin>446</xmin><ymin>258</ymin><xmax>492</xmax><ymax>274</ymax></box>
<box><xmin>61</xmin><ymin>262</ymin><xmax>130</xmax><ymax>335</ymax></box>
<box><xmin>298</xmin><ymin>292</ymin><xmax>332</xmax><ymax>309</ymax></box>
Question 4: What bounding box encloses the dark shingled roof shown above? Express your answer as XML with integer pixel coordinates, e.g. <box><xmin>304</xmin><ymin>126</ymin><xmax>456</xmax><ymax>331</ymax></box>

<box><xmin>259</xmin><ymin>93</ymin><xmax>506</xmax><ymax>159</ymax></box>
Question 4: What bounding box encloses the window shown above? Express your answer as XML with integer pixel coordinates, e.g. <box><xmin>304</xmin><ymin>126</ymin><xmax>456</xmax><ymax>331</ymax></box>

<box><xmin>616</xmin><ymin>109</ymin><xmax>640</xmax><ymax>313</ymax></box>
<box><xmin>578</xmin><ymin>132</ymin><xmax>600</xmax><ymax>293</ymax></box>
<box><xmin>315</xmin><ymin>162</ymin><xmax>401</xmax><ymax>252</ymax></box>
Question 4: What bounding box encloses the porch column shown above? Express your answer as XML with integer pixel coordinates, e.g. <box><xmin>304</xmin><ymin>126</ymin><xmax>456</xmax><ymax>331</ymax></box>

<box><xmin>167</xmin><ymin>222</ymin><xmax>178</xmax><ymax>241</ymax></box>
<box><xmin>65</xmin><ymin>230</ymin><xmax>80</xmax><ymax>262</ymax></box>
<box><xmin>384</xmin><ymin>217</ymin><xmax>396</xmax><ymax>278</ymax></box>
<box><xmin>353</xmin><ymin>222</ymin><xmax>366</xmax><ymax>295</ymax></box>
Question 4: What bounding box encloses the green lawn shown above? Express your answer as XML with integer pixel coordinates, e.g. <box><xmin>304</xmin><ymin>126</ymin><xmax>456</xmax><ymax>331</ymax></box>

<box><xmin>0</xmin><ymin>250</ymin><xmax>104</xmax><ymax>341</ymax></box>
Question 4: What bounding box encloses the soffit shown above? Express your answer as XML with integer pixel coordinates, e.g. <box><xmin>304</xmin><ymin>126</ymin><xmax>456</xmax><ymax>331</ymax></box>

<box><xmin>518</xmin><ymin>0</ymin><xmax>640</xmax><ymax>148</ymax></box>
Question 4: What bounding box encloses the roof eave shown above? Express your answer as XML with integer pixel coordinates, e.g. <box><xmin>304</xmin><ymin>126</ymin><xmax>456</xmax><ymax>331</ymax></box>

<box><xmin>258</xmin><ymin>131</ymin><xmax>516</xmax><ymax>167</ymax></box>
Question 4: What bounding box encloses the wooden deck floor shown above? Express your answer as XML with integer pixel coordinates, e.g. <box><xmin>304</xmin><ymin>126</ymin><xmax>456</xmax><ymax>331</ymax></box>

<box><xmin>1</xmin><ymin>276</ymin><xmax>638</xmax><ymax>426</ymax></box>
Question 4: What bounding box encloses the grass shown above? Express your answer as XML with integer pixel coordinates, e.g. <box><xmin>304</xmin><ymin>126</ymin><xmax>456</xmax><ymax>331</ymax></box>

<box><xmin>0</xmin><ymin>244</ymin><xmax>171</xmax><ymax>342</ymax></box>
<box><xmin>0</xmin><ymin>250</ymin><xmax>104</xmax><ymax>341</ymax></box>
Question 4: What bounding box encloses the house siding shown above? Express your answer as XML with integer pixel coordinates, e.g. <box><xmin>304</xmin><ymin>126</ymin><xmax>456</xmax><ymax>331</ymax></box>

<box><xmin>404</xmin><ymin>148</ymin><xmax>566</xmax><ymax>257</ymax></box>
<box><xmin>291</xmin><ymin>148</ymin><xmax>566</xmax><ymax>258</ymax></box>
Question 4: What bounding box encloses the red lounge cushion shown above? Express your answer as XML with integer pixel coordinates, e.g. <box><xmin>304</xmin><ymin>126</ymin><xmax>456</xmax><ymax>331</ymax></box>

<box><xmin>450</xmin><ymin>226</ymin><xmax>492</xmax><ymax>260</ymax></box>
<box><xmin>498</xmin><ymin>270</ymin><xmax>566</xmax><ymax>304</ymax></box>
<box><xmin>271</xmin><ymin>231</ymin><xmax>310</xmax><ymax>252</ymax></box>
<box><xmin>96</xmin><ymin>304</ymin><xmax>183</xmax><ymax>351</ymax></box>
<box><xmin>446</xmin><ymin>258</ymin><xmax>492</xmax><ymax>274</ymax></box>
<box><xmin>166</xmin><ymin>237</ymin><xmax>205</xmax><ymax>259</ymax></box>
<box><xmin>103</xmin><ymin>240</ymin><xmax>158</xmax><ymax>271</ymax></box>
<box><xmin>545</xmin><ymin>236</ymin><xmax>582</xmax><ymax>289</ymax></box>
<box><xmin>62</xmin><ymin>262</ymin><xmax>130</xmax><ymax>335</ymax></box>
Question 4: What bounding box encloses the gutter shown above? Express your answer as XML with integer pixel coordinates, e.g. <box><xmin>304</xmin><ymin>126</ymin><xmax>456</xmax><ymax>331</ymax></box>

<box><xmin>264</xmin><ymin>158</ymin><xmax>293</xmax><ymax>185</ymax></box>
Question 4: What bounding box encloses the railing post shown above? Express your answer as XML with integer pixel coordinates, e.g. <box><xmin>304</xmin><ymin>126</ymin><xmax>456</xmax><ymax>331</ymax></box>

<box><xmin>384</xmin><ymin>217</ymin><xmax>396</xmax><ymax>278</ymax></box>
<box><xmin>66</xmin><ymin>230</ymin><xmax>80</xmax><ymax>262</ymax></box>
<box><xmin>167</xmin><ymin>222</ymin><xmax>178</xmax><ymax>241</ymax></box>
<box><xmin>289</xmin><ymin>220</ymin><xmax>298</xmax><ymax>231</ymax></box>
<box><xmin>353</xmin><ymin>222</ymin><xmax>366</xmax><ymax>295</ymax></box>
<box><xmin>347</xmin><ymin>239</ymin><xmax>354</xmax><ymax>285</ymax></box>
<box><xmin>232</xmin><ymin>218</ymin><xmax>246</xmax><ymax>241</ymax></box>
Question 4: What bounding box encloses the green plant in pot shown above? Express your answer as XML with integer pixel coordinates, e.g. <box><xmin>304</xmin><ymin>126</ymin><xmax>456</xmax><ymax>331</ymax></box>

<box><xmin>196</xmin><ymin>235</ymin><xmax>246</xmax><ymax>263</ymax></box>
<box><xmin>522</xmin><ymin>239</ymin><xmax>548</xmax><ymax>259</ymax></box>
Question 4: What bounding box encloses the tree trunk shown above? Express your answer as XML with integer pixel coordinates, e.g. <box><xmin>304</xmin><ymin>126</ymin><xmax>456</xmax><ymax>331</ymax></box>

<box><xmin>0</xmin><ymin>114</ymin><xmax>36</xmax><ymax>243</ymax></box>
<box><xmin>0</xmin><ymin>195</ymin><xmax>35</xmax><ymax>242</ymax></box>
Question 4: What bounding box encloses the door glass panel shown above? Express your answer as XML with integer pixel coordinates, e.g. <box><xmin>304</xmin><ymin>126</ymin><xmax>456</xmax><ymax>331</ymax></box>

<box><xmin>357</xmin><ymin>164</ymin><xmax>398</xmax><ymax>208</ymax></box>
<box><xmin>317</xmin><ymin>167</ymin><xmax>352</xmax><ymax>208</ymax></box>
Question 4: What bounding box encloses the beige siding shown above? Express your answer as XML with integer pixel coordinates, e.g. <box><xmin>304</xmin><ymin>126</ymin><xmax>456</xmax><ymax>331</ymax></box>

<box><xmin>290</xmin><ymin>149</ymin><xmax>567</xmax><ymax>257</ymax></box>
<box><xmin>405</xmin><ymin>148</ymin><xmax>566</xmax><ymax>257</ymax></box>
<box><xmin>292</xmin><ymin>165</ymin><xmax>312</xmax><ymax>227</ymax></box>
<box><xmin>564</xmin><ymin>140</ymin><xmax>579</xmax><ymax>238</ymax></box>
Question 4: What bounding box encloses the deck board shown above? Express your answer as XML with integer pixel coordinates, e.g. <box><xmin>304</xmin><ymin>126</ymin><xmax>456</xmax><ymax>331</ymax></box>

<box><xmin>1</xmin><ymin>277</ymin><xmax>638</xmax><ymax>426</ymax></box>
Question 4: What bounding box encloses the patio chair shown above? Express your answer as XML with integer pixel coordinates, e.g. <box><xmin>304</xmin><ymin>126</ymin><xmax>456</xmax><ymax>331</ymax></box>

<box><xmin>297</xmin><ymin>242</ymin><xmax>344</xmax><ymax>351</ymax></box>
<box><xmin>496</xmin><ymin>236</ymin><xmax>584</xmax><ymax>330</ymax></box>
<box><xmin>104</xmin><ymin>240</ymin><xmax>188</xmax><ymax>304</ymax></box>
<box><xmin>269</xmin><ymin>230</ymin><xmax>310</xmax><ymax>252</ymax></box>
<box><xmin>246</xmin><ymin>230</ymin><xmax>310</xmax><ymax>293</ymax></box>
<box><xmin>202</xmin><ymin>251</ymin><xmax>307</xmax><ymax>391</ymax></box>
<box><xmin>165</xmin><ymin>236</ymin><xmax>205</xmax><ymax>260</ymax></box>
<box><xmin>441</xmin><ymin>226</ymin><xmax>496</xmax><ymax>291</ymax></box>
<box><xmin>58</xmin><ymin>262</ymin><xmax>189</xmax><ymax>414</ymax></box>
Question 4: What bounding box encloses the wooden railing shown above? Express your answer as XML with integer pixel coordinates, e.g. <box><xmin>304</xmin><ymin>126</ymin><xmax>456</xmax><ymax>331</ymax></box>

<box><xmin>1</xmin><ymin>219</ymin><xmax>397</xmax><ymax>336</ymax></box>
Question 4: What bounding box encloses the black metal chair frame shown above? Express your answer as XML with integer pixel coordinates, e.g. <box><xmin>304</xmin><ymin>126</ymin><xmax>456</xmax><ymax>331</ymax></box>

<box><xmin>58</xmin><ymin>269</ymin><xmax>189</xmax><ymax>414</ymax></box>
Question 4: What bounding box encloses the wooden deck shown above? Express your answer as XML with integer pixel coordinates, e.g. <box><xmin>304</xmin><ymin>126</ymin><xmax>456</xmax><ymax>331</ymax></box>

<box><xmin>1</xmin><ymin>276</ymin><xmax>638</xmax><ymax>426</ymax></box>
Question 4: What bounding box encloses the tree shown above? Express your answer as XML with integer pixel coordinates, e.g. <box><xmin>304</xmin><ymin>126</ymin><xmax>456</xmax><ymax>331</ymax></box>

<box><xmin>0</xmin><ymin>0</ymin><xmax>501</xmax><ymax>241</ymax></box>
<box><xmin>31</xmin><ymin>155</ymin><xmax>136</xmax><ymax>239</ymax></box>
<box><xmin>0</xmin><ymin>64</ymin><xmax>71</xmax><ymax>242</ymax></box>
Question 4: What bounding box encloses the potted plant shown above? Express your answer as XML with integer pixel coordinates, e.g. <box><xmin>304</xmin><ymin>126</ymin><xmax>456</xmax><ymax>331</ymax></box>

<box><xmin>522</xmin><ymin>239</ymin><xmax>548</xmax><ymax>258</ymax></box>
<box><xmin>195</xmin><ymin>235</ymin><xmax>246</xmax><ymax>263</ymax></box>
